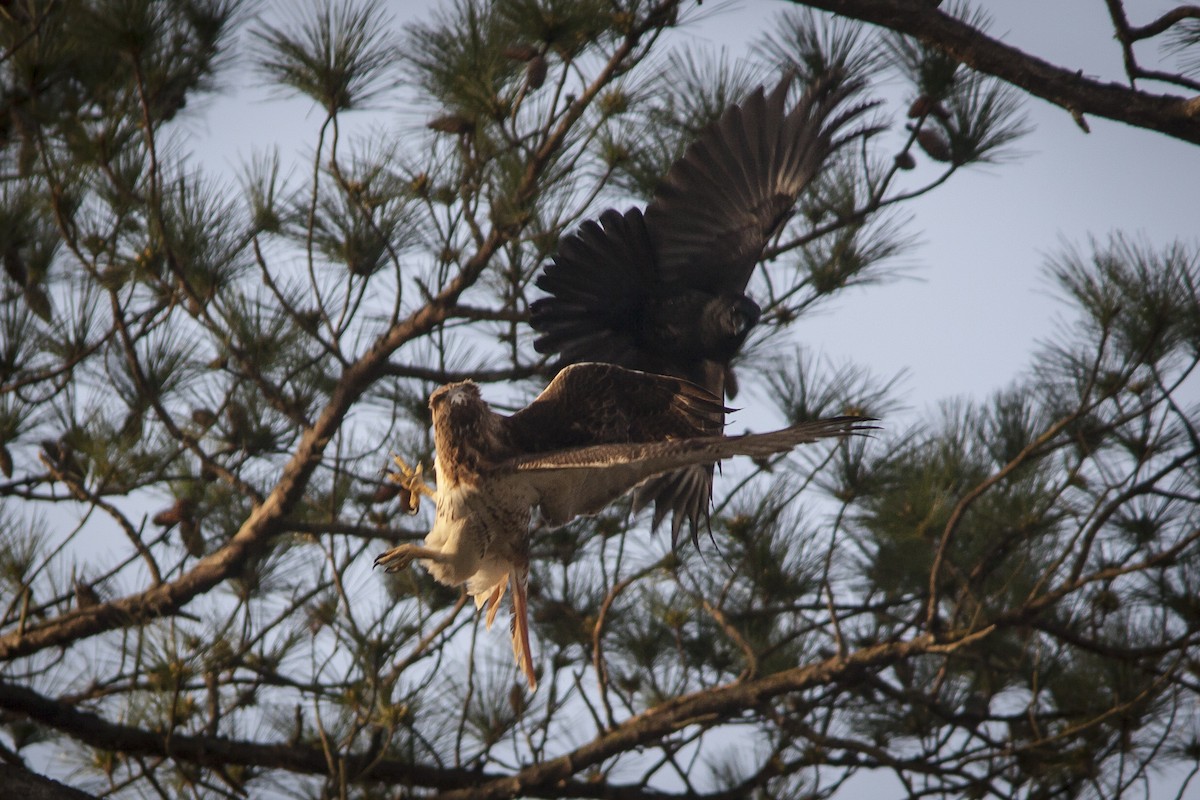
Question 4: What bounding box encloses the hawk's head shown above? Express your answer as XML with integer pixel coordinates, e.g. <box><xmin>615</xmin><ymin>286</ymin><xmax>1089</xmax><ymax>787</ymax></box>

<box><xmin>429</xmin><ymin>380</ymin><xmax>504</xmax><ymax>486</ymax></box>
<box><xmin>430</xmin><ymin>380</ymin><xmax>482</xmax><ymax>410</ymax></box>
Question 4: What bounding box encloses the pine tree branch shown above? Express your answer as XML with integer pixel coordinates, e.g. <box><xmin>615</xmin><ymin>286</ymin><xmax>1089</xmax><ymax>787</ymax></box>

<box><xmin>0</xmin><ymin>630</ymin><xmax>996</xmax><ymax>799</ymax></box>
<box><xmin>1001</xmin><ymin>523</ymin><xmax>1200</xmax><ymax>627</ymax></box>
<box><xmin>0</xmin><ymin>680</ymin><xmax>721</xmax><ymax>800</ymax></box>
<box><xmin>0</xmin><ymin>678</ymin><xmax>484</xmax><ymax>791</ymax></box>
<box><xmin>432</xmin><ymin>630</ymin><xmax>996</xmax><ymax>800</ymax></box>
<box><xmin>1124</xmin><ymin>5</ymin><xmax>1200</xmax><ymax>40</ymax></box>
<box><xmin>791</xmin><ymin>0</ymin><xmax>1200</xmax><ymax>143</ymax></box>
<box><xmin>1103</xmin><ymin>0</ymin><xmax>1200</xmax><ymax>92</ymax></box>
<box><xmin>0</xmin><ymin>0</ymin><xmax>676</xmax><ymax>664</ymax></box>
<box><xmin>36</xmin><ymin>448</ymin><xmax>162</xmax><ymax>586</ymax></box>
<box><xmin>925</xmin><ymin>406</ymin><xmax>1084</xmax><ymax>628</ymax></box>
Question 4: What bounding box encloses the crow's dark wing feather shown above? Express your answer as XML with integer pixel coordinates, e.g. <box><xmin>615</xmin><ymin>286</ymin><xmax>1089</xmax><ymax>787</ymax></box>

<box><xmin>530</xmin><ymin>209</ymin><xmax>659</xmax><ymax>370</ymax></box>
<box><xmin>645</xmin><ymin>72</ymin><xmax>881</xmax><ymax>294</ymax></box>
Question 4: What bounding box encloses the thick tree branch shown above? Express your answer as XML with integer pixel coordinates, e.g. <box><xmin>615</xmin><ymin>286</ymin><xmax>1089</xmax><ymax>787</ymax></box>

<box><xmin>0</xmin><ymin>764</ymin><xmax>97</xmax><ymax>800</ymax></box>
<box><xmin>0</xmin><ymin>679</ymin><xmax>713</xmax><ymax>800</ymax></box>
<box><xmin>1128</xmin><ymin>5</ymin><xmax>1200</xmax><ymax>40</ymax></box>
<box><xmin>0</xmin><ymin>679</ymin><xmax>490</xmax><ymax>792</ymax></box>
<box><xmin>433</xmin><ymin>631</ymin><xmax>996</xmax><ymax>800</ymax></box>
<box><xmin>0</xmin><ymin>630</ymin><xmax>993</xmax><ymax>799</ymax></box>
<box><xmin>793</xmin><ymin>0</ymin><xmax>1200</xmax><ymax>143</ymax></box>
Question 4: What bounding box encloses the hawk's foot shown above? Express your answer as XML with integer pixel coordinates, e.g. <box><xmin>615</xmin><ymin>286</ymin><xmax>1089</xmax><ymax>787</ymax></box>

<box><xmin>374</xmin><ymin>543</ymin><xmax>445</xmax><ymax>573</ymax></box>
<box><xmin>388</xmin><ymin>455</ymin><xmax>436</xmax><ymax>515</ymax></box>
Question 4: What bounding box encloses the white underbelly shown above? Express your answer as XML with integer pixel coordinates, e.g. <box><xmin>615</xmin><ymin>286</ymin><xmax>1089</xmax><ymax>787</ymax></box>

<box><xmin>421</xmin><ymin>481</ymin><xmax>533</xmax><ymax>589</ymax></box>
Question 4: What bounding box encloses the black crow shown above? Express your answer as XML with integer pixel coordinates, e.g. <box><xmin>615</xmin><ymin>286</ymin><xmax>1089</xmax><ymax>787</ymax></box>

<box><xmin>530</xmin><ymin>71</ymin><xmax>879</xmax><ymax>545</ymax></box>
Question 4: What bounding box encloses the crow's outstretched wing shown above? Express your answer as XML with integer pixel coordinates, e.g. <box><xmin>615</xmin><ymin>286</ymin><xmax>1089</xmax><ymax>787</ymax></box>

<box><xmin>532</xmin><ymin>74</ymin><xmax>881</xmax><ymax>362</ymax></box>
<box><xmin>646</xmin><ymin>71</ymin><xmax>882</xmax><ymax>294</ymax></box>
<box><xmin>502</xmin><ymin>416</ymin><xmax>875</xmax><ymax>528</ymax></box>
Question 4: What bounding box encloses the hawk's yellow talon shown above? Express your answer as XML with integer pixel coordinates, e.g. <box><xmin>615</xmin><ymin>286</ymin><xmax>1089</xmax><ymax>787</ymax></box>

<box><xmin>388</xmin><ymin>454</ymin><xmax>436</xmax><ymax>515</ymax></box>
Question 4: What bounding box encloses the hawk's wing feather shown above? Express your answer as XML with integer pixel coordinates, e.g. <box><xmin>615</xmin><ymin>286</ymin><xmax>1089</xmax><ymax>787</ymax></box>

<box><xmin>505</xmin><ymin>363</ymin><xmax>726</xmax><ymax>453</ymax></box>
<box><xmin>646</xmin><ymin>72</ymin><xmax>882</xmax><ymax>294</ymax></box>
<box><xmin>631</xmin><ymin>465</ymin><xmax>713</xmax><ymax>547</ymax></box>
<box><xmin>507</xmin><ymin>416</ymin><xmax>875</xmax><ymax>527</ymax></box>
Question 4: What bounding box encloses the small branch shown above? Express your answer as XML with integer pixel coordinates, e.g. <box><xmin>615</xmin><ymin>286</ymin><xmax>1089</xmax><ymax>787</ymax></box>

<box><xmin>697</xmin><ymin>597</ymin><xmax>758</xmax><ymax>682</ymax></box>
<box><xmin>796</xmin><ymin>0</ymin><xmax>1200</xmax><ymax>142</ymax></box>
<box><xmin>1104</xmin><ymin>0</ymin><xmax>1200</xmax><ymax>92</ymax></box>
<box><xmin>592</xmin><ymin>560</ymin><xmax>664</xmax><ymax>729</ymax></box>
<box><xmin>388</xmin><ymin>594</ymin><xmax>469</xmax><ymax>680</ymax></box>
<box><xmin>37</xmin><ymin>451</ymin><xmax>162</xmax><ymax>586</ymax></box>
<box><xmin>1127</xmin><ymin>5</ymin><xmax>1200</xmax><ymax>40</ymax></box>
<box><xmin>925</xmin><ymin>408</ymin><xmax>1081</xmax><ymax>627</ymax></box>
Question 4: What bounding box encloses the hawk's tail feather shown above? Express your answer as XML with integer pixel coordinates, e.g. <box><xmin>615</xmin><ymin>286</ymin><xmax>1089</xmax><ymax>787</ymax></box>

<box><xmin>484</xmin><ymin>580</ymin><xmax>506</xmax><ymax>630</ymax></box>
<box><xmin>510</xmin><ymin>573</ymin><xmax>537</xmax><ymax>692</ymax></box>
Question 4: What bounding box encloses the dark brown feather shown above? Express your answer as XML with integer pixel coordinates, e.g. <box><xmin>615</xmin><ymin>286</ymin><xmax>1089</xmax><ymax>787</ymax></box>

<box><xmin>504</xmin><ymin>362</ymin><xmax>725</xmax><ymax>453</ymax></box>
<box><xmin>646</xmin><ymin>72</ymin><xmax>883</xmax><ymax>292</ymax></box>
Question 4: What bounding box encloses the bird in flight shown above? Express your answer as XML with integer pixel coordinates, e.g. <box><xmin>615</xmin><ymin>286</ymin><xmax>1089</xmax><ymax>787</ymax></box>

<box><xmin>375</xmin><ymin>363</ymin><xmax>873</xmax><ymax>690</ymax></box>
<box><xmin>530</xmin><ymin>70</ymin><xmax>880</xmax><ymax>545</ymax></box>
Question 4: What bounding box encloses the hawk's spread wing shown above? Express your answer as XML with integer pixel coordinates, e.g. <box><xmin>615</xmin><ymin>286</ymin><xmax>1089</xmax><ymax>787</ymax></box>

<box><xmin>509</xmin><ymin>363</ymin><xmax>728</xmax><ymax>548</ymax></box>
<box><xmin>503</xmin><ymin>416</ymin><xmax>874</xmax><ymax>527</ymax></box>
<box><xmin>504</xmin><ymin>363</ymin><xmax>725</xmax><ymax>452</ymax></box>
<box><xmin>646</xmin><ymin>72</ymin><xmax>882</xmax><ymax>294</ymax></box>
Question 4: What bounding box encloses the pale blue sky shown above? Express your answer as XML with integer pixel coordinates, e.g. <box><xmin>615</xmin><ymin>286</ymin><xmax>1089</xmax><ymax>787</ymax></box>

<box><xmin>810</xmin><ymin>1</ymin><xmax>1198</xmax><ymax>408</ymax></box>
<box><xmin>193</xmin><ymin>0</ymin><xmax>1199</xmax><ymax>422</ymax></box>
<box><xmin>680</xmin><ymin>1</ymin><xmax>1200</xmax><ymax>416</ymax></box>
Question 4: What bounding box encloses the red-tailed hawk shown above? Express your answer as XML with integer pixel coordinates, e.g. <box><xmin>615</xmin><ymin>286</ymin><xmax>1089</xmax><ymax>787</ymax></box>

<box><xmin>530</xmin><ymin>70</ymin><xmax>881</xmax><ymax>546</ymax></box>
<box><xmin>375</xmin><ymin>363</ymin><xmax>873</xmax><ymax>690</ymax></box>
